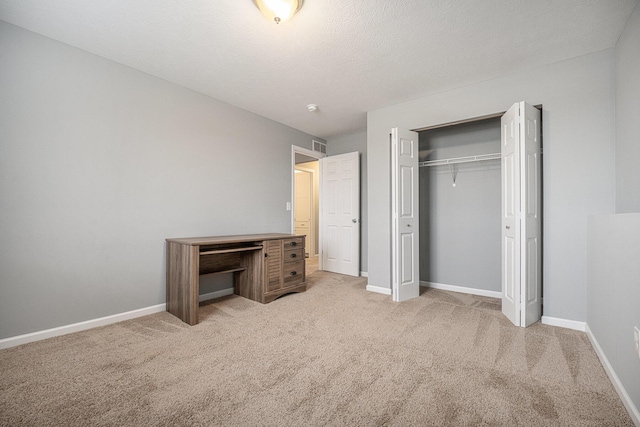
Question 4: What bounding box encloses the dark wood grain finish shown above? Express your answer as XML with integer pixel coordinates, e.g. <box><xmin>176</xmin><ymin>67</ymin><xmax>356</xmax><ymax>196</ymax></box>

<box><xmin>283</xmin><ymin>247</ymin><xmax>304</xmax><ymax>261</ymax></box>
<box><xmin>263</xmin><ymin>236</ymin><xmax>307</xmax><ymax>302</ymax></box>
<box><xmin>235</xmin><ymin>248</ymin><xmax>263</xmax><ymax>302</ymax></box>
<box><xmin>199</xmin><ymin>252</ymin><xmax>243</xmax><ymax>275</ymax></box>
<box><xmin>263</xmin><ymin>283</ymin><xmax>307</xmax><ymax>304</ymax></box>
<box><xmin>200</xmin><ymin>246</ymin><xmax>262</xmax><ymax>255</ymax></box>
<box><xmin>166</xmin><ymin>233</ymin><xmax>294</xmax><ymax>246</ymax></box>
<box><xmin>166</xmin><ymin>241</ymin><xmax>199</xmax><ymax>325</ymax></box>
<box><xmin>264</xmin><ymin>239</ymin><xmax>283</xmax><ymax>293</ymax></box>
<box><xmin>283</xmin><ymin>237</ymin><xmax>304</xmax><ymax>248</ymax></box>
<box><xmin>165</xmin><ymin>234</ymin><xmax>306</xmax><ymax>325</ymax></box>
<box><xmin>283</xmin><ymin>260</ymin><xmax>305</xmax><ymax>286</ymax></box>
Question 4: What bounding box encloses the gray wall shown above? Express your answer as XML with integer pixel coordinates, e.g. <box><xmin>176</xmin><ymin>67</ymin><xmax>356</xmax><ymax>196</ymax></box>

<box><xmin>419</xmin><ymin>119</ymin><xmax>501</xmax><ymax>292</ymax></box>
<box><xmin>326</xmin><ymin>131</ymin><xmax>368</xmax><ymax>274</ymax></box>
<box><xmin>615</xmin><ymin>2</ymin><xmax>640</xmax><ymax>213</ymax></box>
<box><xmin>587</xmin><ymin>213</ymin><xmax>640</xmax><ymax>415</ymax></box>
<box><xmin>587</xmin><ymin>2</ymin><xmax>640</xmax><ymax>416</ymax></box>
<box><xmin>0</xmin><ymin>21</ymin><xmax>318</xmax><ymax>339</ymax></box>
<box><xmin>368</xmin><ymin>49</ymin><xmax>616</xmax><ymax>322</ymax></box>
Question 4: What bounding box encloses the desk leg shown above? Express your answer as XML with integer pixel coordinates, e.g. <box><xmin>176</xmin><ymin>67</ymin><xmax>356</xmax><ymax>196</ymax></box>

<box><xmin>166</xmin><ymin>242</ymin><xmax>199</xmax><ymax>325</ymax></box>
<box><xmin>235</xmin><ymin>248</ymin><xmax>264</xmax><ymax>302</ymax></box>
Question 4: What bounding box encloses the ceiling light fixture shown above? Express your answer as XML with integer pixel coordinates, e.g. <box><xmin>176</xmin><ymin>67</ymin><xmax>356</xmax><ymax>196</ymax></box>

<box><xmin>253</xmin><ymin>0</ymin><xmax>303</xmax><ymax>24</ymax></box>
<box><xmin>307</xmin><ymin>104</ymin><xmax>318</xmax><ymax>112</ymax></box>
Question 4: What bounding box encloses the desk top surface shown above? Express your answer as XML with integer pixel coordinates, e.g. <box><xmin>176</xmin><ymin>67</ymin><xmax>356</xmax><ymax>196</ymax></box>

<box><xmin>166</xmin><ymin>233</ymin><xmax>301</xmax><ymax>246</ymax></box>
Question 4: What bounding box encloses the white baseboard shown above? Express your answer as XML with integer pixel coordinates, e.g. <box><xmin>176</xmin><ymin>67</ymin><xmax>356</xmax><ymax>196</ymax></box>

<box><xmin>541</xmin><ymin>316</ymin><xmax>587</xmax><ymax>332</ymax></box>
<box><xmin>424</xmin><ymin>283</ymin><xmax>589</xmax><ymax>334</ymax></box>
<box><xmin>199</xmin><ymin>288</ymin><xmax>235</xmax><ymax>302</ymax></box>
<box><xmin>586</xmin><ymin>324</ymin><xmax>640</xmax><ymax>426</ymax></box>
<box><xmin>0</xmin><ymin>303</ymin><xmax>167</xmax><ymax>350</ymax></box>
<box><xmin>366</xmin><ymin>284</ymin><xmax>392</xmax><ymax>295</ymax></box>
<box><xmin>360</xmin><ymin>271</ymin><xmax>368</xmax><ymax>278</ymax></box>
<box><xmin>421</xmin><ymin>281</ymin><xmax>502</xmax><ymax>299</ymax></box>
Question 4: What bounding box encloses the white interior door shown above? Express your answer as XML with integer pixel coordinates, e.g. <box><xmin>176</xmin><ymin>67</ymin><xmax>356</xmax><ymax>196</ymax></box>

<box><xmin>501</xmin><ymin>104</ymin><xmax>521</xmax><ymax>325</ymax></box>
<box><xmin>320</xmin><ymin>152</ymin><xmax>360</xmax><ymax>276</ymax></box>
<box><xmin>521</xmin><ymin>102</ymin><xmax>542</xmax><ymax>327</ymax></box>
<box><xmin>501</xmin><ymin>102</ymin><xmax>542</xmax><ymax>327</ymax></box>
<box><xmin>391</xmin><ymin>128</ymin><xmax>420</xmax><ymax>302</ymax></box>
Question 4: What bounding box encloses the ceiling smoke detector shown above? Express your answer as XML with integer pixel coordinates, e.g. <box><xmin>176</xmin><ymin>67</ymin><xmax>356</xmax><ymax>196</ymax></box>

<box><xmin>307</xmin><ymin>104</ymin><xmax>318</xmax><ymax>112</ymax></box>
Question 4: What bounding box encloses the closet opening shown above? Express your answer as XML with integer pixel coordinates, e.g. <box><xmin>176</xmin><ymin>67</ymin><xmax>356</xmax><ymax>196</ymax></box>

<box><xmin>414</xmin><ymin>106</ymin><xmax>543</xmax><ymax>316</ymax></box>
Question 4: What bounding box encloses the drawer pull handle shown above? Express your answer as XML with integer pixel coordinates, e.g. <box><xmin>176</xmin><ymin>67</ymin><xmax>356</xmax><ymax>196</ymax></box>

<box><xmin>290</xmin><ymin>253</ymin><xmax>297</xmax><ymax>258</ymax></box>
<box><xmin>290</xmin><ymin>242</ymin><xmax>297</xmax><ymax>246</ymax></box>
<box><xmin>290</xmin><ymin>271</ymin><xmax>297</xmax><ymax>276</ymax></box>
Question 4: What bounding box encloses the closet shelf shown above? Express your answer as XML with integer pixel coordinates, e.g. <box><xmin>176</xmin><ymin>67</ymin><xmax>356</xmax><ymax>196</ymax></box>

<box><xmin>419</xmin><ymin>152</ymin><xmax>501</xmax><ymax>167</ymax></box>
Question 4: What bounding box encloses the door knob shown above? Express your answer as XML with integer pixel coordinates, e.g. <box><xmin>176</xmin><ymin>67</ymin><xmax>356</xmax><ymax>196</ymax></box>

<box><xmin>352</xmin><ymin>219</ymin><xmax>357</xmax><ymax>223</ymax></box>
<box><xmin>506</xmin><ymin>226</ymin><xmax>511</xmax><ymax>230</ymax></box>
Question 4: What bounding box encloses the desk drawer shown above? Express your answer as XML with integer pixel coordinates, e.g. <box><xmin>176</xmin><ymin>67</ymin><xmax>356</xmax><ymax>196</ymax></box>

<box><xmin>284</xmin><ymin>247</ymin><xmax>304</xmax><ymax>261</ymax></box>
<box><xmin>283</xmin><ymin>237</ymin><xmax>303</xmax><ymax>249</ymax></box>
<box><xmin>283</xmin><ymin>260</ymin><xmax>304</xmax><ymax>286</ymax></box>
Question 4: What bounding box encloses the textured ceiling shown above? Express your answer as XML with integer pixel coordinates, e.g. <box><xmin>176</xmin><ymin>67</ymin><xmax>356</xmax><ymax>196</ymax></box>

<box><xmin>0</xmin><ymin>0</ymin><xmax>637</xmax><ymax>140</ymax></box>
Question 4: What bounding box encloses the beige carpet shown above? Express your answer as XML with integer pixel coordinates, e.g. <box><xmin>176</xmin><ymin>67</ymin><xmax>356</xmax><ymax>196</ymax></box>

<box><xmin>0</xmin><ymin>271</ymin><xmax>633</xmax><ymax>426</ymax></box>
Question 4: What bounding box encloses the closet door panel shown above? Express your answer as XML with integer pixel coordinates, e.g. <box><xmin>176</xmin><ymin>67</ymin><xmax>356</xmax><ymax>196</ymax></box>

<box><xmin>501</xmin><ymin>101</ymin><xmax>542</xmax><ymax>328</ymax></box>
<box><xmin>501</xmin><ymin>103</ymin><xmax>520</xmax><ymax>326</ymax></box>
<box><xmin>391</xmin><ymin>127</ymin><xmax>419</xmax><ymax>302</ymax></box>
<box><xmin>521</xmin><ymin>103</ymin><xmax>542</xmax><ymax>327</ymax></box>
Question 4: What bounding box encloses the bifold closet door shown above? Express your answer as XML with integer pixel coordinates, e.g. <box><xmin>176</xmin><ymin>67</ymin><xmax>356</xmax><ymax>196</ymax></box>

<box><xmin>391</xmin><ymin>128</ymin><xmax>420</xmax><ymax>302</ymax></box>
<box><xmin>501</xmin><ymin>102</ymin><xmax>542</xmax><ymax>327</ymax></box>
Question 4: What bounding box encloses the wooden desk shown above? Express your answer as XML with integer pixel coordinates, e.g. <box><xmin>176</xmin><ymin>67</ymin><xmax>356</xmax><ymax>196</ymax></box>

<box><xmin>166</xmin><ymin>233</ymin><xmax>306</xmax><ymax>325</ymax></box>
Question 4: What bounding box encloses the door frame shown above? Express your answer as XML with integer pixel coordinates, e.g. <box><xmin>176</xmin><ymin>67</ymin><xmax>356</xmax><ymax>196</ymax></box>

<box><xmin>403</xmin><ymin>104</ymin><xmax>543</xmax><ymax>325</ymax></box>
<box><xmin>291</xmin><ymin>145</ymin><xmax>325</xmax><ymax>266</ymax></box>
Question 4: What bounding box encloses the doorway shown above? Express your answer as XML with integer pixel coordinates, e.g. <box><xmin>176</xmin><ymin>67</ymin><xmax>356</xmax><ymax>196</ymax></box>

<box><xmin>291</xmin><ymin>146</ymin><xmax>362</xmax><ymax>277</ymax></box>
<box><xmin>418</xmin><ymin>117</ymin><xmax>503</xmax><ymax>298</ymax></box>
<box><xmin>295</xmin><ymin>166</ymin><xmax>317</xmax><ymax>257</ymax></box>
<box><xmin>292</xmin><ymin>146</ymin><xmax>323</xmax><ymax>273</ymax></box>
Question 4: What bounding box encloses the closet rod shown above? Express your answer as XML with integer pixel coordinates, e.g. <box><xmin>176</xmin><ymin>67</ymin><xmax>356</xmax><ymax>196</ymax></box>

<box><xmin>419</xmin><ymin>152</ymin><xmax>501</xmax><ymax>168</ymax></box>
